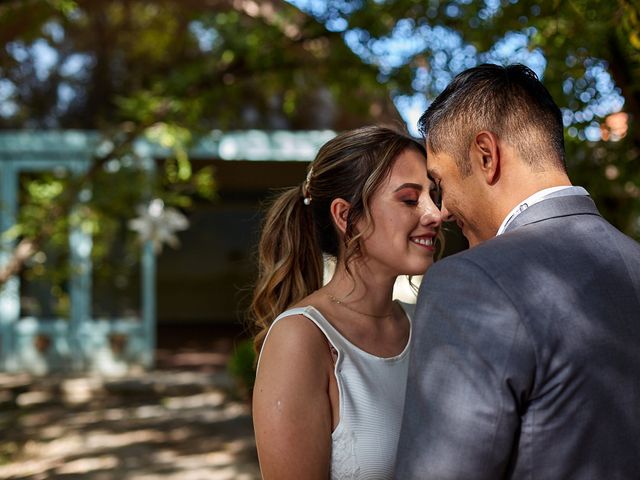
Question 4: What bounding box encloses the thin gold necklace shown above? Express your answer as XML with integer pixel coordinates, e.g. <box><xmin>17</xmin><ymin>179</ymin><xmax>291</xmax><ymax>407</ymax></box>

<box><xmin>327</xmin><ymin>294</ymin><xmax>395</xmax><ymax>318</ymax></box>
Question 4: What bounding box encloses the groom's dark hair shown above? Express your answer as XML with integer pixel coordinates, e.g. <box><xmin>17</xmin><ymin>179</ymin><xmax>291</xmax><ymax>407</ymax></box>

<box><xmin>418</xmin><ymin>63</ymin><xmax>566</xmax><ymax>176</ymax></box>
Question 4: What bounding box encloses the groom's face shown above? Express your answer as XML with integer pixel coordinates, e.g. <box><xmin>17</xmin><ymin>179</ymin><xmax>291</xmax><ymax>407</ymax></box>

<box><xmin>426</xmin><ymin>145</ymin><xmax>490</xmax><ymax>247</ymax></box>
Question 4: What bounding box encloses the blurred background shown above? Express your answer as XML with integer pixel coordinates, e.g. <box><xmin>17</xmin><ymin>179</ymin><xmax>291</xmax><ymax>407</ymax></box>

<box><xmin>0</xmin><ymin>0</ymin><xmax>638</xmax><ymax>478</ymax></box>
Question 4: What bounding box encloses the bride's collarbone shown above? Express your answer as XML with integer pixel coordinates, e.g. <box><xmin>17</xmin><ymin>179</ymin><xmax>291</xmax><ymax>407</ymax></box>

<box><xmin>326</xmin><ymin>308</ymin><xmax>409</xmax><ymax>357</ymax></box>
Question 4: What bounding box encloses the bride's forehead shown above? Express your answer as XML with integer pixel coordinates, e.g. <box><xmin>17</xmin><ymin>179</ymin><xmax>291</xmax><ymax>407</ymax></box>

<box><xmin>382</xmin><ymin>155</ymin><xmax>429</xmax><ymax>185</ymax></box>
<box><xmin>389</xmin><ymin>150</ymin><xmax>426</xmax><ymax>171</ymax></box>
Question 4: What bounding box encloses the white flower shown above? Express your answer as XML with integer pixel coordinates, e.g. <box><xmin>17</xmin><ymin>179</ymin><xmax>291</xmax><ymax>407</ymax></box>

<box><xmin>128</xmin><ymin>199</ymin><xmax>189</xmax><ymax>253</ymax></box>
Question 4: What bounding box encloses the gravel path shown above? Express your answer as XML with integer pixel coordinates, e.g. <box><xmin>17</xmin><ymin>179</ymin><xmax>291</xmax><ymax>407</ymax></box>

<box><xmin>0</xmin><ymin>370</ymin><xmax>260</xmax><ymax>479</ymax></box>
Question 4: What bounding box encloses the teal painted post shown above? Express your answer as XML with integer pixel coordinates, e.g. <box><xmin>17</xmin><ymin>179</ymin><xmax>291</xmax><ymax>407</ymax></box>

<box><xmin>135</xmin><ymin>145</ymin><xmax>156</xmax><ymax>369</ymax></box>
<box><xmin>0</xmin><ymin>160</ymin><xmax>19</xmax><ymax>371</ymax></box>
<box><xmin>68</xmin><ymin>156</ymin><xmax>92</xmax><ymax>371</ymax></box>
<box><xmin>68</xmin><ymin>218</ymin><xmax>92</xmax><ymax>369</ymax></box>
<box><xmin>141</xmin><ymin>240</ymin><xmax>155</xmax><ymax>368</ymax></box>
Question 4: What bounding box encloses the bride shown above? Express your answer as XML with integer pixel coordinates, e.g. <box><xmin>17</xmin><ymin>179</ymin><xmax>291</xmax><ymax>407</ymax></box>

<box><xmin>251</xmin><ymin>125</ymin><xmax>442</xmax><ymax>479</ymax></box>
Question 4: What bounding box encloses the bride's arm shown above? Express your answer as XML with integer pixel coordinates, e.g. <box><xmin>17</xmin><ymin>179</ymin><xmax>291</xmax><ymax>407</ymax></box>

<box><xmin>253</xmin><ymin>315</ymin><xmax>333</xmax><ymax>480</ymax></box>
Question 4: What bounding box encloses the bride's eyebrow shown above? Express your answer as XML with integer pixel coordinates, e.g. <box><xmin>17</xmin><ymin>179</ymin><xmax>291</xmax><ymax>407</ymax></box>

<box><xmin>393</xmin><ymin>183</ymin><xmax>423</xmax><ymax>192</ymax></box>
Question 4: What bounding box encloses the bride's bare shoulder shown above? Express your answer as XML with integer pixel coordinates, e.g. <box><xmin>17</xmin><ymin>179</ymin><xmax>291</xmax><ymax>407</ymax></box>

<box><xmin>259</xmin><ymin>309</ymin><xmax>328</xmax><ymax>364</ymax></box>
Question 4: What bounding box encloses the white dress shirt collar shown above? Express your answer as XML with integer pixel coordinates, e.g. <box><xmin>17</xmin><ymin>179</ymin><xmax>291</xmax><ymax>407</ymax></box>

<box><xmin>496</xmin><ymin>186</ymin><xmax>589</xmax><ymax>236</ymax></box>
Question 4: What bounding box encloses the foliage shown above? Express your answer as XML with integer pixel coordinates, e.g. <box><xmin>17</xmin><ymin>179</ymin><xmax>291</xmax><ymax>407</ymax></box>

<box><xmin>290</xmin><ymin>0</ymin><xmax>640</xmax><ymax>238</ymax></box>
<box><xmin>0</xmin><ymin>0</ymin><xmax>397</xmax><ymax>291</ymax></box>
<box><xmin>227</xmin><ymin>338</ymin><xmax>257</xmax><ymax>400</ymax></box>
<box><xmin>1</xmin><ymin>0</ymin><xmax>639</xmax><ymax>298</ymax></box>
<box><xmin>0</xmin><ymin>0</ymin><xmax>395</xmax><ymax>131</ymax></box>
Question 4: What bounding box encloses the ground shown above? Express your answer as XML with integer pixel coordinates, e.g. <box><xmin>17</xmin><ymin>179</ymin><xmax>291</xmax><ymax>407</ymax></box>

<box><xmin>0</xmin><ymin>330</ymin><xmax>260</xmax><ymax>480</ymax></box>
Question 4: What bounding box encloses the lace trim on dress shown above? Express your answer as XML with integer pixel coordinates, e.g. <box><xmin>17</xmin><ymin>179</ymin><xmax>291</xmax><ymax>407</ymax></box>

<box><xmin>331</xmin><ymin>427</ymin><xmax>360</xmax><ymax>480</ymax></box>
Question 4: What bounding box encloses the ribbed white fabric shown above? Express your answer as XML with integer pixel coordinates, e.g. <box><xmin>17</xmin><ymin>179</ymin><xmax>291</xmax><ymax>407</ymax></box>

<box><xmin>257</xmin><ymin>303</ymin><xmax>413</xmax><ymax>479</ymax></box>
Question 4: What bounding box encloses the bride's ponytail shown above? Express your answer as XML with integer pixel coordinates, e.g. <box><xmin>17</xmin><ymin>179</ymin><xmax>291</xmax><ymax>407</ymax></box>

<box><xmin>251</xmin><ymin>185</ymin><xmax>324</xmax><ymax>354</ymax></box>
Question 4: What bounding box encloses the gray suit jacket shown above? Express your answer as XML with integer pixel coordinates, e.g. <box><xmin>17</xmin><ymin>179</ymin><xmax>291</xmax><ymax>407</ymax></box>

<box><xmin>395</xmin><ymin>195</ymin><xmax>640</xmax><ymax>479</ymax></box>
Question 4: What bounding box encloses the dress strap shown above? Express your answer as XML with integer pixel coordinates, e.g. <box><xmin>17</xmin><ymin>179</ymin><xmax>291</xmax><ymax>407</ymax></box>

<box><xmin>256</xmin><ymin>306</ymin><xmax>342</xmax><ymax>374</ymax></box>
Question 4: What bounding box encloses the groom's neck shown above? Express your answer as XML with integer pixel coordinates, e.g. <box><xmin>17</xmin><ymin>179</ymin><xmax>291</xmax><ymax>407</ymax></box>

<box><xmin>493</xmin><ymin>165</ymin><xmax>573</xmax><ymax>231</ymax></box>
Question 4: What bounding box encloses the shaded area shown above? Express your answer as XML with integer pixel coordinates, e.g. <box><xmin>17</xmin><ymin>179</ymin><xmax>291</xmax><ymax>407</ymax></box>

<box><xmin>0</xmin><ymin>347</ymin><xmax>260</xmax><ymax>479</ymax></box>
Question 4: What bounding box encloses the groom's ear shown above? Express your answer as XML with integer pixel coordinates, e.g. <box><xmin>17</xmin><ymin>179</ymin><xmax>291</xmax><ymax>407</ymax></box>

<box><xmin>471</xmin><ymin>131</ymin><xmax>500</xmax><ymax>185</ymax></box>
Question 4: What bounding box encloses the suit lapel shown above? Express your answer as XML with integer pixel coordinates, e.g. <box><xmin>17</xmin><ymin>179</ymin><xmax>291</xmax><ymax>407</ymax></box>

<box><xmin>503</xmin><ymin>195</ymin><xmax>602</xmax><ymax>234</ymax></box>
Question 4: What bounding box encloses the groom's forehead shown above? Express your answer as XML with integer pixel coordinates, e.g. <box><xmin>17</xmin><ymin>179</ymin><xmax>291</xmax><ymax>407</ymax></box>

<box><xmin>426</xmin><ymin>154</ymin><xmax>443</xmax><ymax>178</ymax></box>
<box><xmin>427</xmin><ymin>166</ymin><xmax>440</xmax><ymax>181</ymax></box>
<box><xmin>426</xmin><ymin>147</ymin><xmax>456</xmax><ymax>174</ymax></box>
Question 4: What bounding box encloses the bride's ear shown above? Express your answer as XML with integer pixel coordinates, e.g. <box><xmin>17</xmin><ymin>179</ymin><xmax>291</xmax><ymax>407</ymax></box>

<box><xmin>330</xmin><ymin>198</ymin><xmax>351</xmax><ymax>234</ymax></box>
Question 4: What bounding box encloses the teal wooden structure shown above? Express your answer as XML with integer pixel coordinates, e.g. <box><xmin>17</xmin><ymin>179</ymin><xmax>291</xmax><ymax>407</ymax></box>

<box><xmin>0</xmin><ymin>131</ymin><xmax>156</xmax><ymax>375</ymax></box>
<box><xmin>0</xmin><ymin>129</ymin><xmax>335</xmax><ymax>375</ymax></box>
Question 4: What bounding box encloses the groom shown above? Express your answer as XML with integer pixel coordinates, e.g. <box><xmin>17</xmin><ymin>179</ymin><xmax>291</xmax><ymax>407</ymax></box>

<box><xmin>395</xmin><ymin>64</ymin><xmax>640</xmax><ymax>479</ymax></box>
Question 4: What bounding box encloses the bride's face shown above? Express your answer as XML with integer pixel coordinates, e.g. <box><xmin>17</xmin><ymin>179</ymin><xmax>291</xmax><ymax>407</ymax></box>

<box><xmin>357</xmin><ymin>148</ymin><xmax>442</xmax><ymax>277</ymax></box>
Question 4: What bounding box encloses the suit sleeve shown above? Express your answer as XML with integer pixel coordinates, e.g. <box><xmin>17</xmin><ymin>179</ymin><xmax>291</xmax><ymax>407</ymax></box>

<box><xmin>394</xmin><ymin>256</ymin><xmax>536</xmax><ymax>479</ymax></box>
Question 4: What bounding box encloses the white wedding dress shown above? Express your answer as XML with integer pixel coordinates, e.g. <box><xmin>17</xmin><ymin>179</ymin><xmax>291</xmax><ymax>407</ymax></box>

<box><xmin>258</xmin><ymin>303</ymin><xmax>413</xmax><ymax>479</ymax></box>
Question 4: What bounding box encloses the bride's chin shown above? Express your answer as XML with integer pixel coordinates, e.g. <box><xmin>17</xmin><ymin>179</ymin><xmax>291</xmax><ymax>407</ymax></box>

<box><xmin>403</xmin><ymin>262</ymin><xmax>434</xmax><ymax>276</ymax></box>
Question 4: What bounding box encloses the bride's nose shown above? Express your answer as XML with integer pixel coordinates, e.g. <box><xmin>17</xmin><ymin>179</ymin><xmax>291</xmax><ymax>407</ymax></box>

<box><xmin>419</xmin><ymin>201</ymin><xmax>443</xmax><ymax>227</ymax></box>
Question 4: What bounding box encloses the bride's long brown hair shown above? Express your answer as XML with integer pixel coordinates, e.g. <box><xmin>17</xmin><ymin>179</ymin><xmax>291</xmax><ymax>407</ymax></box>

<box><xmin>251</xmin><ymin>126</ymin><xmax>426</xmax><ymax>354</ymax></box>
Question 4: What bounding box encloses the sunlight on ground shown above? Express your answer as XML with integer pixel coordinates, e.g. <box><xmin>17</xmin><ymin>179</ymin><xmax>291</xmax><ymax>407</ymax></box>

<box><xmin>0</xmin><ymin>371</ymin><xmax>260</xmax><ymax>479</ymax></box>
